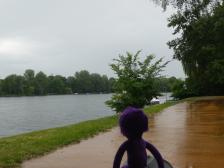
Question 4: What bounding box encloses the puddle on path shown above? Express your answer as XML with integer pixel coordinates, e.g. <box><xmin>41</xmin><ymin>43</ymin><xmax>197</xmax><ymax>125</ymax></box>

<box><xmin>22</xmin><ymin>97</ymin><xmax>224</xmax><ymax>168</ymax></box>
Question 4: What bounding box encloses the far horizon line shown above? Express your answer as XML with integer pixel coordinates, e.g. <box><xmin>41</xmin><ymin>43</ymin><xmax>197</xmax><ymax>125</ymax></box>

<box><xmin>0</xmin><ymin>68</ymin><xmax>185</xmax><ymax>80</ymax></box>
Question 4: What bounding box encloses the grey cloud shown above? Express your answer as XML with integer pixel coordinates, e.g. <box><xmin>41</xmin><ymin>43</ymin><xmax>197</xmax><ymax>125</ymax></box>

<box><xmin>0</xmin><ymin>0</ymin><xmax>184</xmax><ymax>78</ymax></box>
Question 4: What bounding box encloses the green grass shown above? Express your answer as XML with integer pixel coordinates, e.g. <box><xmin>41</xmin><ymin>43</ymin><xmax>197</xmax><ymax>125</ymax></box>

<box><xmin>144</xmin><ymin>101</ymin><xmax>178</xmax><ymax>115</ymax></box>
<box><xmin>0</xmin><ymin>101</ymin><xmax>179</xmax><ymax>168</ymax></box>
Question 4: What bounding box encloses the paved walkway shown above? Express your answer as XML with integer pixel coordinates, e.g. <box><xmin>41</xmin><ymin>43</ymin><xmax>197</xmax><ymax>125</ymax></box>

<box><xmin>22</xmin><ymin>97</ymin><xmax>224</xmax><ymax>168</ymax></box>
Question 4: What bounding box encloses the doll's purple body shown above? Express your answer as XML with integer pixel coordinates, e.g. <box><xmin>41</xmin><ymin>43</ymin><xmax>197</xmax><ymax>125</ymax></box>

<box><xmin>124</xmin><ymin>139</ymin><xmax>147</xmax><ymax>168</ymax></box>
<box><xmin>113</xmin><ymin>107</ymin><xmax>164</xmax><ymax>168</ymax></box>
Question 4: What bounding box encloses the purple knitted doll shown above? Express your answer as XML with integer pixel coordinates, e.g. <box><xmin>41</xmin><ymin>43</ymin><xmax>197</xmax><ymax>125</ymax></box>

<box><xmin>113</xmin><ymin>107</ymin><xmax>165</xmax><ymax>168</ymax></box>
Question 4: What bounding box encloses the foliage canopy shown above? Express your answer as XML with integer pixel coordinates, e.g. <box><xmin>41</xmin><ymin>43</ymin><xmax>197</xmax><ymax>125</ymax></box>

<box><xmin>106</xmin><ymin>51</ymin><xmax>168</xmax><ymax>112</ymax></box>
<box><xmin>167</xmin><ymin>0</ymin><xmax>224</xmax><ymax>97</ymax></box>
<box><xmin>0</xmin><ymin>70</ymin><xmax>115</xmax><ymax>96</ymax></box>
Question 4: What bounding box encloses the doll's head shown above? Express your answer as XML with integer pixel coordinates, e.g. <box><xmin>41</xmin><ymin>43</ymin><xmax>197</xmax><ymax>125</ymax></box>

<box><xmin>119</xmin><ymin>107</ymin><xmax>148</xmax><ymax>139</ymax></box>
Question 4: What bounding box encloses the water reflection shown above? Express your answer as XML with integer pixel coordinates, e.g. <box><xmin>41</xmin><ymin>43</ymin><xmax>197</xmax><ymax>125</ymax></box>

<box><xmin>144</xmin><ymin>97</ymin><xmax>224</xmax><ymax>167</ymax></box>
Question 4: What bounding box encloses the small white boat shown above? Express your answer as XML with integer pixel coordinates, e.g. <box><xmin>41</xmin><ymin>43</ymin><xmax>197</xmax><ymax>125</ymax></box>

<box><xmin>150</xmin><ymin>98</ymin><xmax>160</xmax><ymax>104</ymax></box>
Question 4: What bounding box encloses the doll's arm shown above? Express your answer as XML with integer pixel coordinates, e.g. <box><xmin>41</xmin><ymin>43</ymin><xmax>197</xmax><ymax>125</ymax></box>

<box><xmin>145</xmin><ymin>141</ymin><xmax>164</xmax><ymax>168</ymax></box>
<box><xmin>113</xmin><ymin>141</ymin><xmax>128</xmax><ymax>168</ymax></box>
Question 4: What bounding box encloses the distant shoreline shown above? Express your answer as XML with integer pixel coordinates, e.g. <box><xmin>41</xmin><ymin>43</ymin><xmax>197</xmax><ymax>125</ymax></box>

<box><xmin>0</xmin><ymin>92</ymin><xmax>113</xmax><ymax>98</ymax></box>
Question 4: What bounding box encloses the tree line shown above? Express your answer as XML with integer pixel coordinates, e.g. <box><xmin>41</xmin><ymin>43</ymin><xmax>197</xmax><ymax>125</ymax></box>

<box><xmin>0</xmin><ymin>70</ymin><xmax>115</xmax><ymax>96</ymax></box>
<box><xmin>0</xmin><ymin>69</ymin><xmax>178</xmax><ymax>97</ymax></box>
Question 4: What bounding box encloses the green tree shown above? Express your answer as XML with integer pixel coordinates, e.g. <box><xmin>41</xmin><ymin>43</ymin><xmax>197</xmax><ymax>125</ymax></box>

<box><xmin>153</xmin><ymin>0</ymin><xmax>220</xmax><ymax>10</ymax></box>
<box><xmin>90</xmin><ymin>73</ymin><xmax>103</xmax><ymax>93</ymax></box>
<box><xmin>74</xmin><ymin>70</ymin><xmax>92</xmax><ymax>93</ymax></box>
<box><xmin>47</xmin><ymin>75</ymin><xmax>54</xmax><ymax>94</ymax></box>
<box><xmin>24</xmin><ymin>69</ymin><xmax>35</xmax><ymax>81</ymax></box>
<box><xmin>66</xmin><ymin>76</ymin><xmax>76</xmax><ymax>93</ymax></box>
<box><xmin>23</xmin><ymin>69</ymin><xmax>35</xmax><ymax>95</ymax></box>
<box><xmin>48</xmin><ymin>75</ymin><xmax>69</xmax><ymax>94</ymax></box>
<box><xmin>101</xmin><ymin>75</ymin><xmax>110</xmax><ymax>93</ymax></box>
<box><xmin>156</xmin><ymin>76</ymin><xmax>180</xmax><ymax>92</ymax></box>
<box><xmin>106</xmin><ymin>51</ymin><xmax>168</xmax><ymax>112</ymax></box>
<box><xmin>0</xmin><ymin>79</ymin><xmax>2</xmax><ymax>95</ymax></box>
<box><xmin>34</xmin><ymin>71</ymin><xmax>48</xmax><ymax>95</ymax></box>
<box><xmin>1</xmin><ymin>75</ymin><xmax>25</xmax><ymax>95</ymax></box>
<box><xmin>168</xmin><ymin>1</ymin><xmax>224</xmax><ymax>96</ymax></box>
<box><xmin>171</xmin><ymin>79</ymin><xmax>189</xmax><ymax>99</ymax></box>
<box><xmin>108</xmin><ymin>77</ymin><xmax>116</xmax><ymax>92</ymax></box>
<box><xmin>0</xmin><ymin>70</ymin><xmax>114</xmax><ymax>96</ymax></box>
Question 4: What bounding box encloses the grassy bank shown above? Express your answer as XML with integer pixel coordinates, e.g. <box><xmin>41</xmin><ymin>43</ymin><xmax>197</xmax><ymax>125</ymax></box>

<box><xmin>0</xmin><ymin>101</ymin><xmax>178</xmax><ymax>168</ymax></box>
<box><xmin>144</xmin><ymin>101</ymin><xmax>178</xmax><ymax>115</ymax></box>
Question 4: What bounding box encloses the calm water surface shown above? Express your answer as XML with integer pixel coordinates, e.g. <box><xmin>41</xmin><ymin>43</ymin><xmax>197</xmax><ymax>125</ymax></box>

<box><xmin>0</xmin><ymin>93</ymin><xmax>171</xmax><ymax>137</ymax></box>
<box><xmin>0</xmin><ymin>94</ymin><xmax>114</xmax><ymax>137</ymax></box>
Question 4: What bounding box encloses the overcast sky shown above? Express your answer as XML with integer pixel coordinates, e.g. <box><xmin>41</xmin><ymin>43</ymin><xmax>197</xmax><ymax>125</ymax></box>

<box><xmin>0</xmin><ymin>0</ymin><xmax>185</xmax><ymax>79</ymax></box>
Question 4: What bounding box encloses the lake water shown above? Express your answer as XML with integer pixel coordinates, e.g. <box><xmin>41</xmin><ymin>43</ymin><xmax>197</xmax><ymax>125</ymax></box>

<box><xmin>0</xmin><ymin>93</ymin><xmax>171</xmax><ymax>137</ymax></box>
